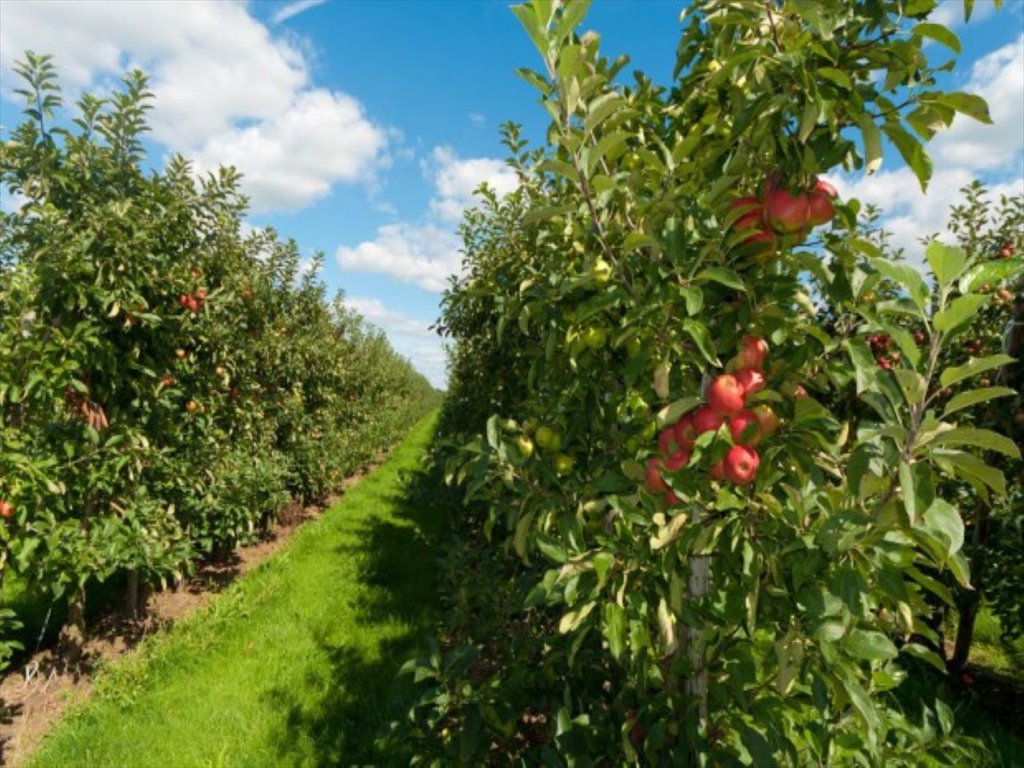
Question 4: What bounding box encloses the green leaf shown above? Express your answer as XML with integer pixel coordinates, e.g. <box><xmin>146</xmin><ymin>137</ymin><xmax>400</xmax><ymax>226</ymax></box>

<box><xmin>911</xmin><ymin>23</ymin><xmax>962</xmax><ymax>53</ymax></box>
<box><xmin>656</xmin><ymin>396</ymin><xmax>701</xmax><ymax>429</ymax></box>
<box><xmin>602</xmin><ymin>602</ymin><xmax>626</xmax><ymax>660</ymax></box>
<box><xmin>934</xmin><ymin>294</ymin><xmax>987</xmax><ymax>332</ymax></box>
<box><xmin>936</xmin><ymin>91</ymin><xmax>992</xmax><ymax>124</ymax></box>
<box><xmin>695</xmin><ymin>266</ymin><xmax>746</xmax><ymax>291</ymax></box>
<box><xmin>682</xmin><ymin>319</ymin><xmax>720</xmax><ymax>366</ymax></box>
<box><xmin>920</xmin><ymin>499</ymin><xmax>965</xmax><ymax>557</ymax></box>
<box><xmin>870</xmin><ymin>258</ymin><xmax>929</xmax><ymax>313</ymax></box>
<box><xmin>939</xmin><ymin>354</ymin><xmax>1014</xmax><ymax>388</ymax></box>
<box><xmin>511</xmin><ymin>4</ymin><xmax>550</xmax><ymax>60</ymax></box>
<box><xmin>798</xmin><ymin>100</ymin><xmax>819</xmax><ymax>143</ymax></box>
<box><xmin>859</xmin><ymin>114</ymin><xmax>883</xmax><ymax>174</ymax></box>
<box><xmin>901</xmin><ymin>643</ymin><xmax>949</xmax><ymax>674</ymax></box>
<box><xmin>925</xmin><ymin>241</ymin><xmax>967</xmax><ymax>288</ymax></box>
<box><xmin>817</xmin><ymin>67</ymin><xmax>852</xmax><ymax>90</ymax></box>
<box><xmin>844</xmin><ymin>629</ymin><xmax>899</xmax><ymax>662</ymax></box>
<box><xmin>923</xmin><ymin>427</ymin><xmax>1021</xmax><ymax>459</ymax></box>
<box><xmin>882</xmin><ymin>122</ymin><xmax>932</xmax><ymax>190</ymax></box>
<box><xmin>941</xmin><ymin>386</ymin><xmax>1016</xmax><ymax>418</ymax></box>
<box><xmin>558</xmin><ymin>601</ymin><xmax>595</xmax><ymax>634</ymax></box>
<box><xmin>958</xmin><ymin>258</ymin><xmax>1023</xmax><ymax>293</ymax></box>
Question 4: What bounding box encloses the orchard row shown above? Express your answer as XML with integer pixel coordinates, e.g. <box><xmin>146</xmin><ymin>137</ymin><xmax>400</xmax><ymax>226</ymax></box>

<box><xmin>0</xmin><ymin>57</ymin><xmax>439</xmax><ymax>662</ymax></box>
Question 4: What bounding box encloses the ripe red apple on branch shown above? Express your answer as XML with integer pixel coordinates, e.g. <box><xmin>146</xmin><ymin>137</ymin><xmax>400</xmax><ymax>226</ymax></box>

<box><xmin>0</xmin><ymin>500</ymin><xmax>13</xmax><ymax>519</ymax></box>
<box><xmin>707</xmin><ymin>374</ymin><xmax>745</xmax><ymax>415</ymax></box>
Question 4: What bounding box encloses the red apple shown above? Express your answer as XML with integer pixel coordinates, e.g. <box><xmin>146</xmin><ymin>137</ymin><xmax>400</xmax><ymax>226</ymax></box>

<box><xmin>665</xmin><ymin>490</ymin><xmax>681</xmax><ymax>506</ymax></box>
<box><xmin>178</xmin><ymin>294</ymin><xmax>190</xmax><ymax>308</ymax></box>
<box><xmin>664</xmin><ymin>450</ymin><xmax>691</xmax><ymax>472</ymax></box>
<box><xmin>743</xmin><ymin>228</ymin><xmax>778</xmax><ymax>254</ymax></box>
<box><xmin>806</xmin><ymin>179</ymin><xmax>837</xmax><ymax>226</ymax></box>
<box><xmin>707</xmin><ymin>374</ymin><xmax>745</xmax><ymax>415</ymax></box>
<box><xmin>675</xmin><ymin>414</ymin><xmax>697</xmax><ymax>449</ymax></box>
<box><xmin>730</xmin><ymin>196</ymin><xmax>763</xmax><ymax>231</ymax></box>
<box><xmin>736</xmin><ymin>336</ymin><xmax>768</xmax><ymax>370</ymax></box>
<box><xmin>658</xmin><ymin>427</ymin><xmax>680</xmax><ymax>455</ymax></box>
<box><xmin>186</xmin><ymin>296</ymin><xmax>199</xmax><ymax>312</ymax></box>
<box><xmin>734</xmin><ymin>367</ymin><xmax>765</xmax><ymax>396</ymax></box>
<box><xmin>723</xmin><ymin>445</ymin><xmax>760</xmax><ymax>485</ymax></box>
<box><xmin>645</xmin><ymin>458</ymin><xmax>668</xmax><ymax>493</ymax></box>
<box><xmin>729</xmin><ymin>409</ymin><xmax>761</xmax><ymax>445</ymax></box>
<box><xmin>764</xmin><ymin>187</ymin><xmax>810</xmax><ymax>234</ymax></box>
<box><xmin>693</xmin><ymin>406</ymin><xmax>725</xmax><ymax>435</ymax></box>
<box><xmin>1000</xmin><ymin>244</ymin><xmax>1014</xmax><ymax>259</ymax></box>
<box><xmin>0</xmin><ymin>500</ymin><xmax>13</xmax><ymax>519</ymax></box>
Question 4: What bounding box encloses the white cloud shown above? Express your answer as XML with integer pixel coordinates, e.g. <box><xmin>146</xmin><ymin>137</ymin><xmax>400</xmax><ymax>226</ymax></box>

<box><xmin>272</xmin><ymin>0</ymin><xmax>327</xmax><ymax>25</ymax></box>
<box><xmin>930</xmin><ymin>0</ymin><xmax>999</xmax><ymax>28</ymax></box>
<box><xmin>427</xmin><ymin>145</ymin><xmax>519</xmax><ymax>222</ymax></box>
<box><xmin>0</xmin><ymin>0</ymin><xmax>388</xmax><ymax>214</ymax></box>
<box><xmin>347</xmin><ymin>297</ymin><xmax>447</xmax><ymax>387</ymax></box>
<box><xmin>192</xmin><ymin>89</ymin><xmax>387</xmax><ymax>213</ymax></box>
<box><xmin>336</xmin><ymin>146</ymin><xmax>519</xmax><ymax>291</ymax></box>
<box><xmin>336</xmin><ymin>223</ymin><xmax>462</xmax><ymax>292</ymax></box>
<box><xmin>833</xmin><ymin>35</ymin><xmax>1024</xmax><ymax>265</ymax></box>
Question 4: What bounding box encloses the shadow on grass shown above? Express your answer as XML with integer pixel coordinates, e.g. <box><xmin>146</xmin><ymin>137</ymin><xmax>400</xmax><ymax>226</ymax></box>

<box><xmin>264</xmin><ymin>463</ymin><xmax>456</xmax><ymax>767</ymax></box>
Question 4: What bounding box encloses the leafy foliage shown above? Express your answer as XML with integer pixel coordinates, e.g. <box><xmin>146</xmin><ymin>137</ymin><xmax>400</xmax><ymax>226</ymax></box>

<box><xmin>0</xmin><ymin>54</ymin><xmax>440</xmax><ymax>670</ymax></box>
<box><xmin>410</xmin><ymin>1</ymin><xmax>1017</xmax><ymax>765</ymax></box>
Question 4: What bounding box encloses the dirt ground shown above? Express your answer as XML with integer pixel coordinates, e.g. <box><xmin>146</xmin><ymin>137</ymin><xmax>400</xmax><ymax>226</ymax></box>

<box><xmin>0</xmin><ymin>459</ymin><xmax>380</xmax><ymax>768</ymax></box>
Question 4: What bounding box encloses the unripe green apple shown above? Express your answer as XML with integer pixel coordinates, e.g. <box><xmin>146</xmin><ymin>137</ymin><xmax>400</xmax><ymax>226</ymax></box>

<box><xmin>583</xmin><ymin>326</ymin><xmax>607</xmax><ymax>350</ymax></box>
<box><xmin>516</xmin><ymin>435</ymin><xmax>535</xmax><ymax>458</ymax></box>
<box><xmin>625</xmin><ymin>336</ymin><xmax>643</xmax><ymax>358</ymax></box>
<box><xmin>535</xmin><ymin>425</ymin><xmax>563</xmax><ymax>452</ymax></box>
<box><xmin>553</xmin><ymin>452</ymin><xmax>575</xmax><ymax>475</ymax></box>
<box><xmin>591</xmin><ymin>259</ymin><xmax>612</xmax><ymax>284</ymax></box>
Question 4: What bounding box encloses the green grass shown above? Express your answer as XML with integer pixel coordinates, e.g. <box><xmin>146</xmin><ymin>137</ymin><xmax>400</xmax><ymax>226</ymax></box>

<box><xmin>958</xmin><ymin>606</ymin><xmax>1024</xmax><ymax>683</ymax></box>
<box><xmin>29</xmin><ymin>413</ymin><xmax>445</xmax><ymax>768</ymax></box>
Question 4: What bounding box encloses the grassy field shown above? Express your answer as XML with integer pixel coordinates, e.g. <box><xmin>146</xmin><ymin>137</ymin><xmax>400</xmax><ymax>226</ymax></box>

<box><xmin>17</xmin><ymin>410</ymin><xmax>1024</xmax><ymax>766</ymax></box>
<box><xmin>28</xmin><ymin>413</ymin><xmax>445</xmax><ymax>768</ymax></box>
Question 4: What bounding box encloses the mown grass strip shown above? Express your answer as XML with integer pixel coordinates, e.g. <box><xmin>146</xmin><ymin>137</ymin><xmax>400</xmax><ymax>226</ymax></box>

<box><xmin>29</xmin><ymin>413</ymin><xmax>444</xmax><ymax>768</ymax></box>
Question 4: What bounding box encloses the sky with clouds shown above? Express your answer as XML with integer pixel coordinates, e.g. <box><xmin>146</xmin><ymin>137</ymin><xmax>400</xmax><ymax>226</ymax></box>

<box><xmin>1</xmin><ymin>0</ymin><xmax>1021</xmax><ymax>388</ymax></box>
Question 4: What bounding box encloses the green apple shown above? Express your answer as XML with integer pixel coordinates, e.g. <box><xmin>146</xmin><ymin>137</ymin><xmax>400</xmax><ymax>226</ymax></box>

<box><xmin>591</xmin><ymin>258</ymin><xmax>612</xmax><ymax>284</ymax></box>
<box><xmin>553</xmin><ymin>452</ymin><xmax>575</xmax><ymax>475</ymax></box>
<box><xmin>516</xmin><ymin>434</ymin><xmax>535</xmax><ymax>458</ymax></box>
<box><xmin>582</xmin><ymin>326</ymin><xmax>607</xmax><ymax>350</ymax></box>
<box><xmin>535</xmin><ymin>425</ymin><xmax>563</xmax><ymax>451</ymax></box>
<box><xmin>625</xmin><ymin>336</ymin><xmax>643</xmax><ymax>358</ymax></box>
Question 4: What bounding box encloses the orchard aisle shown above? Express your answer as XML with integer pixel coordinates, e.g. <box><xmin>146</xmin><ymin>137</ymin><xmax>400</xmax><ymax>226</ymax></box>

<box><xmin>26</xmin><ymin>414</ymin><xmax>446</xmax><ymax>768</ymax></box>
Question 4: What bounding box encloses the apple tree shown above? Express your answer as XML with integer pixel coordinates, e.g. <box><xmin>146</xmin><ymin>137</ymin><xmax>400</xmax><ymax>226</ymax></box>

<box><xmin>406</xmin><ymin>1</ymin><xmax>1016</xmax><ymax>764</ymax></box>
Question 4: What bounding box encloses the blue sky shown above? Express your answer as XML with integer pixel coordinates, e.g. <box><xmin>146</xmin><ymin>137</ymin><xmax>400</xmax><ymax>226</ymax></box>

<box><xmin>1</xmin><ymin>0</ymin><xmax>1022</xmax><ymax>387</ymax></box>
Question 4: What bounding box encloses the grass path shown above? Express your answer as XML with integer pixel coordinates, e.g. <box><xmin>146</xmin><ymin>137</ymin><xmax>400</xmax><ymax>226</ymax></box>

<box><xmin>29</xmin><ymin>414</ymin><xmax>445</xmax><ymax>768</ymax></box>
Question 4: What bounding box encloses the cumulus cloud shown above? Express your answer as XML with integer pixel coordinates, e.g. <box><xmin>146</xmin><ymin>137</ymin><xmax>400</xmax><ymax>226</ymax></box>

<box><xmin>427</xmin><ymin>145</ymin><xmax>519</xmax><ymax>222</ymax></box>
<box><xmin>336</xmin><ymin>223</ymin><xmax>462</xmax><ymax>292</ymax></box>
<box><xmin>346</xmin><ymin>297</ymin><xmax>447</xmax><ymax>388</ymax></box>
<box><xmin>0</xmin><ymin>0</ymin><xmax>388</xmax><ymax>213</ymax></box>
<box><xmin>337</xmin><ymin>146</ymin><xmax>519</xmax><ymax>291</ymax></box>
<box><xmin>192</xmin><ymin>89</ymin><xmax>388</xmax><ymax>213</ymax></box>
<box><xmin>833</xmin><ymin>35</ymin><xmax>1024</xmax><ymax>265</ymax></box>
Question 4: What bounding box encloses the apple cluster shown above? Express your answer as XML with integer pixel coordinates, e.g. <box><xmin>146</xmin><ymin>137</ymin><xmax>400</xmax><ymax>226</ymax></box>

<box><xmin>730</xmin><ymin>176</ymin><xmax>837</xmax><ymax>255</ymax></box>
<box><xmin>178</xmin><ymin>288</ymin><xmax>207</xmax><ymax>313</ymax></box>
<box><xmin>868</xmin><ymin>333</ymin><xmax>901</xmax><ymax>371</ymax></box>
<box><xmin>645</xmin><ymin>336</ymin><xmax>780</xmax><ymax>502</ymax></box>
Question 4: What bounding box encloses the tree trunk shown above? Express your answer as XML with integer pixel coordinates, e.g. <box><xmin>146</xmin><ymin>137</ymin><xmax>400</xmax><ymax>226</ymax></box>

<box><xmin>683</xmin><ymin>505</ymin><xmax>710</xmax><ymax>765</ymax></box>
<box><xmin>949</xmin><ymin>592</ymin><xmax>980</xmax><ymax>673</ymax></box>
<box><xmin>59</xmin><ymin>585</ymin><xmax>87</xmax><ymax>664</ymax></box>
<box><xmin>126</xmin><ymin>569</ymin><xmax>140</xmax><ymax>619</ymax></box>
